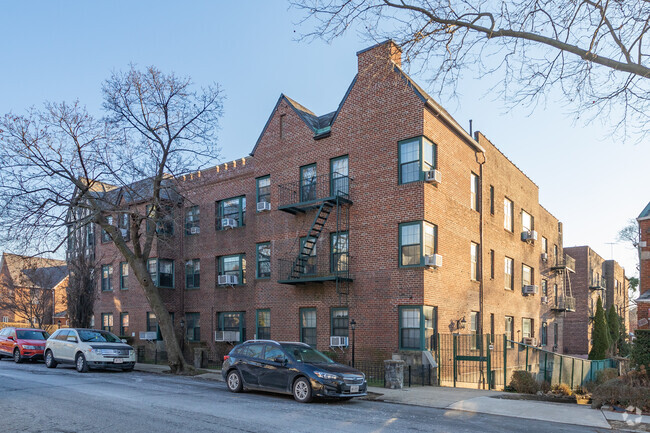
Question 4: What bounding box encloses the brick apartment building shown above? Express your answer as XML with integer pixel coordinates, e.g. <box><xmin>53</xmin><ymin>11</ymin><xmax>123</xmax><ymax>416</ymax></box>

<box><xmin>562</xmin><ymin>246</ymin><xmax>629</xmax><ymax>355</ymax></box>
<box><xmin>70</xmin><ymin>41</ymin><xmax>578</xmax><ymax>362</ymax></box>
<box><xmin>636</xmin><ymin>202</ymin><xmax>650</xmax><ymax>330</ymax></box>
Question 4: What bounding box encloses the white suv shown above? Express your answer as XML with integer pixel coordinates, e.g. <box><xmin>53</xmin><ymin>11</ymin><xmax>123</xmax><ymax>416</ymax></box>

<box><xmin>45</xmin><ymin>328</ymin><xmax>136</xmax><ymax>373</ymax></box>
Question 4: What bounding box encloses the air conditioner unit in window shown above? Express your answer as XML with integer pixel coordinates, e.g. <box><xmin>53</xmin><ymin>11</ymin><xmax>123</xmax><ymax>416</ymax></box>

<box><xmin>523</xmin><ymin>337</ymin><xmax>537</xmax><ymax>346</ymax></box>
<box><xmin>257</xmin><ymin>201</ymin><xmax>271</xmax><ymax>212</ymax></box>
<box><xmin>330</xmin><ymin>336</ymin><xmax>349</xmax><ymax>347</ymax></box>
<box><xmin>215</xmin><ymin>331</ymin><xmax>240</xmax><ymax>342</ymax></box>
<box><xmin>521</xmin><ymin>230</ymin><xmax>538</xmax><ymax>242</ymax></box>
<box><xmin>139</xmin><ymin>331</ymin><xmax>157</xmax><ymax>341</ymax></box>
<box><xmin>424</xmin><ymin>169</ymin><xmax>442</xmax><ymax>184</ymax></box>
<box><xmin>541</xmin><ymin>252</ymin><xmax>548</xmax><ymax>261</ymax></box>
<box><xmin>424</xmin><ymin>254</ymin><xmax>443</xmax><ymax>268</ymax></box>
<box><xmin>541</xmin><ymin>296</ymin><xmax>548</xmax><ymax>304</ymax></box>
<box><xmin>523</xmin><ymin>285</ymin><xmax>538</xmax><ymax>295</ymax></box>
<box><xmin>221</xmin><ymin>218</ymin><xmax>237</xmax><ymax>229</ymax></box>
<box><xmin>190</xmin><ymin>226</ymin><xmax>200</xmax><ymax>235</ymax></box>
<box><xmin>120</xmin><ymin>228</ymin><xmax>128</xmax><ymax>238</ymax></box>
<box><xmin>218</xmin><ymin>274</ymin><xmax>238</xmax><ymax>286</ymax></box>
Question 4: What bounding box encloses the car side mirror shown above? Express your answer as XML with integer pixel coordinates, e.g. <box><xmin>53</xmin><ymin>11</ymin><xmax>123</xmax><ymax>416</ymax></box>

<box><xmin>274</xmin><ymin>356</ymin><xmax>287</xmax><ymax>365</ymax></box>
<box><xmin>7</xmin><ymin>336</ymin><xmax>14</xmax><ymax>341</ymax></box>
<box><xmin>121</xmin><ymin>339</ymin><xmax>127</xmax><ymax>343</ymax></box>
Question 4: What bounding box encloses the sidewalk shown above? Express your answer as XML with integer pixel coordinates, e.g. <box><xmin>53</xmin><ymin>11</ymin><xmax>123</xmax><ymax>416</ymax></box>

<box><xmin>134</xmin><ymin>364</ymin><xmax>647</xmax><ymax>430</ymax></box>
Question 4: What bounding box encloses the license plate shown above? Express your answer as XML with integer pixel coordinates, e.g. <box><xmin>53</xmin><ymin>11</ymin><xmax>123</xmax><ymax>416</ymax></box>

<box><xmin>350</xmin><ymin>385</ymin><xmax>359</xmax><ymax>393</ymax></box>
<box><xmin>113</xmin><ymin>358</ymin><xmax>124</xmax><ymax>364</ymax></box>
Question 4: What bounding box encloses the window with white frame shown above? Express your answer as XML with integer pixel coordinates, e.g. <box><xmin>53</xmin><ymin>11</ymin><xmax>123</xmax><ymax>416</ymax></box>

<box><xmin>504</xmin><ymin>198</ymin><xmax>513</xmax><ymax>231</ymax></box>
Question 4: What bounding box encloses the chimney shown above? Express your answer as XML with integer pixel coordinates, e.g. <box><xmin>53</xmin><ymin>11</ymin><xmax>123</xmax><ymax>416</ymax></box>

<box><xmin>356</xmin><ymin>40</ymin><xmax>402</xmax><ymax>72</ymax></box>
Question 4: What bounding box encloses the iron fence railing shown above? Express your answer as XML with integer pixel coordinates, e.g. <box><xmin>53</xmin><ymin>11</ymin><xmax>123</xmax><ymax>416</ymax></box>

<box><xmin>277</xmin><ymin>253</ymin><xmax>351</xmax><ymax>282</ymax></box>
<box><xmin>277</xmin><ymin>173</ymin><xmax>351</xmax><ymax>208</ymax></box>
<box><xmin>552</xmin><ymin>253</ymin><xmax>575</xmax><ymax>272</ymax></box>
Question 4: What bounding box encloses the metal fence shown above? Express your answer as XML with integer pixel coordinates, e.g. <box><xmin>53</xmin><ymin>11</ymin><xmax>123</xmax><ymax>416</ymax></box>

<box><xmin>350</xmin><ymin>361</ymin><xmax>434</xmax><ymax>388</ymax></box>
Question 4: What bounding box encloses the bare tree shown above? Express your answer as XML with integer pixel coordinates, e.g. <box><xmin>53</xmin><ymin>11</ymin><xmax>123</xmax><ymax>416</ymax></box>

<box><xmin>0</xmin><ymin>66</ymin><xmax>224</xmax><ymax>374</ymax></box>
<box><xmin>294</xmin><ymin>0</ymin><xmax>650</xmax><ymax>138</ymax></box>
<box><xmin>67</xmin><ymin>254</ymin><xmax>96</xmax><ymax>328</ymax></box>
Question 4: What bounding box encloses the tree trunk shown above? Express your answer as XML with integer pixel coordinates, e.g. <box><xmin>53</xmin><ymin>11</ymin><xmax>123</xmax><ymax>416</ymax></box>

<box><xmin>130</xmin><ymin>258</ymin><xmax>192</xmax><ymax>374</ymax></box>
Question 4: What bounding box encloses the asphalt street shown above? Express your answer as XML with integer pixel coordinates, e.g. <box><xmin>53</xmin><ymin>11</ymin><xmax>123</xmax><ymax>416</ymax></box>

<box><xmin>0</xmin><ymin>359</ymin><xmax>611</xmax><ymax>433</ymax></box>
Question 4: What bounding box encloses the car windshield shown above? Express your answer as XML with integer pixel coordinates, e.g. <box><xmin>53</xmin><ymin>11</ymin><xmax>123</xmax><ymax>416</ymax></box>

<box><xmin>281</xmin><ymin>344</ymin><xmax>334</xmax><ymax>364</ymax></box>
<box><xmin>16</xmin><ymin>330</ymin><xmax>49</xmax><ymax>340</ymax></box>
<box><xmin>78</xmin><ymin>330</ymin><xmax>122</xmax><ymax>343</ymax></box>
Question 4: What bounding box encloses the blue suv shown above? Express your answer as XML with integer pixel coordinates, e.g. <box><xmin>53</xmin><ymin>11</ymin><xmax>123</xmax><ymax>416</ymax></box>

<box><xmin>222</xmin><ymin>340</ymin><xmax>367</xmax><ymax>403</ymax></box>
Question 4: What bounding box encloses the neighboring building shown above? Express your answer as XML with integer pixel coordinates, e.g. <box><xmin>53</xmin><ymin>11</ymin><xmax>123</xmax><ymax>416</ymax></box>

<box><xmin>629</xmin><ymin>305</ymin><xmax>638</xmax><ymax>333</ymax></box>
<box><xmin>0</xmin><ymin>253</ymin><xmax>67</xmax><ymax>327</ymax></box>
<box><xmin>637</xmin><ymin>202</ymin><xmax>650</xmax><ymax>330</ymax></box>
<box><xmin>71</xmin><ymin>41</ymin><xmax>575</xmax><ymax>362</ymax></box>
<box><xmin>562</xmin><ymin>246</ymin><xmax>629</xmax><ymax>355</ymax></box>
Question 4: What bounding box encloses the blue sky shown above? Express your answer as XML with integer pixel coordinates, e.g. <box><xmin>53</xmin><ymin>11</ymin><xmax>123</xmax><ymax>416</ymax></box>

<box><xmin>1</xmin><ymin>1</ymin><xmax>646</xmax><ymax>284</ymax></box>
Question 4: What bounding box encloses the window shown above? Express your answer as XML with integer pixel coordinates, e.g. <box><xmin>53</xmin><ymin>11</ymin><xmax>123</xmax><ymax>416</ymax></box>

<box><xmin>522</xmin><ymin>264</ymin><xmax>533</xmax><ymax>287</ymax></box>
<box><xmin>147</xmin><ymin>258</ymin><xmax>174</xmax><ymax>288</ymax></box>
<box><xmin>541</xmin><ymin>237</ymin><xmax>548</xmax><ymax>254</ymax></box>
<box><xmin>256</xmin><ymin>243</ymin><xmax>271</xmax><ymax>279</ymax></box>
<box><xmin>504</xmin><ymin>198</ymin><xmax>513</xmax><ymax>231</ymax></box>
<box><xmin>331</xmin><ymin>308</ymin><xmax>349</xmax><ymax>337</ymax></box>
<box><xmin>554</xmin><ymin>322</ymin><xmax>559</xmax><ymax>347</ymax></box>
<box><xmin>490</xmin><ymin>313</ymin><xmax>495</xmax><ymax>343</ymax></box>
<box><xmin>118</xmin><ymin>213</ymin><xmax>130</xmax><ymax>240</ymax></box>
<box><xmin>541</xmin><ymin>322</ymin><xmax>548</xmax><ymax>346</ymax></box>
<box><xmin>218</xmin><ymin>254</ymin><xmax>246</xmax><ymax>285</ymax></box>
<box><xmin>399</xmin><ymin>221</ymin><xmax>437</xmax><ymax>267</ymax></box>
<box><xmin>470</xmin><ymin>242</ymin><xmax>479</xmax><ymax>281</ymax></box>
<box><xmin>522</xmin><ymin>318</ymin><xmax>533</xmax><ymax>339</ymax></box>
<box><xmin>118</xmin><ymin>262</ymin><xmax>128</xmax><ymax>290</ymax></box>
<box><xmin>489</xmin><ymin>186</ymin><xmax>494</xmax><ymax>214</ymax></box>
<box><xmin>120</xmin><ymin>312</ymin><xmax>129</xmax><ymax>336</ymax></box>
<box><xmin>300</xmin><ymin>308</ymin><xmax>317</xmax><ymax>346</ymax></box>
<box><xmin>2</xmin><ymin>317</ymin><xmax>8</xmax><ymax>323</ymax></box>
<box><xmin>101</xmin><ymin>265</ymin><xmax>113</xmax><ymax>292</ymax></box>
<box><xmin>505</xmin><ymin>316</ymin><xmax>514</xmax><ymax>348</ymax></box>
<box><xmin>264</xmin><ymin>344</ymin><xmax>285</xmax><ymax>362</ymax></box>
<box><xmin>504</xmin><ymin>257</ymin><xmax>514</xmax><ymax>290</ymax></box>
<box><xmin>541</xmin><ymin>279</ymin><xmax>548</xmax><ymax>297</ymax></box>
<box><xmin>470</xmin><ymin>311</ymin><xmax>480</xmax><ymax>349</ymax></box>
<box><xmin>216</xmin><ymin>196</ymin><xmax>246</xmax><ymax>230</ymax></box>
<box><xmin>330</xmin><ymin>156</ymin><xmax>349</xmax><ymax>197</ymax></box>
<box><xmin>185</xmin><ymin>312</ymin><xmax>200</xmax><ymax>342</ymax></box>
<box><xmin>218</xmin><ymin>312</ymin><xmax>245</xmax><ymax>343</ymax></box>
<box><xmin>101</xmin><ymin>216</ymin><xmax>113</xmax><ymax>243</ymax></box>
<box><xmin>522</xmin><ymin>210</ymin><xmax>533</xmax><ymax>233</ymax></box>
<box><xmin>185</xmin><ymin>206</ymin><xmax>200</xmax><ymax>235</ymax></box>
<box><xmin>554</xmin><ymin>244</ymin><xmax>559</xmax><ymax>262</ymax></box>
<box><xmin>101</xmin><ymin>313</ymin><xmax>113</xmax><ymax>333</ymax></box>
<box><xmin>470</xmin><ymin>172</ymin><xmax>479</xmax><ymax>211</ymax></box>
<box><xmin>185</xmin><ymin>259</ymin><xmax>200</xmax><ymax>289</ymax></box>
<box><xmin>256</xmin><ymin>309</ymin><xmax>270</xmax><ymax>340</ymax></box>
<box><xmin>398</xmin><ymin>136</ymin><xmax>436</xmax><ymax>184</ymax></box>
<box><xmin>147</xmin><ymin>204</ymin><xmax>174</xmax><ymax>236</ymax></box>
<box><xmin>146</xmin><ymin>312</ymin><xmax>158</xmax><ymax>339</ymax></box>
<box><xmin>299</xmin><ymin>236</ymin><xmax>317</xmax><ymax>275</ymax></box>
<box><xmin>489</xmin><ymin>250</ymin><xmax>495</xmax><ymax>279</ymax></box>
<box><xmin>554</xmin><ymin>284</ymin><xmax>559</xmax><ymax>305</ymax></box>
<box><xmin>256</xmin><ymin>176</ymin><xmax>271</xmax><ymax>206</ymax></box>
<box><xmin>399</xmin><ymin>305</ymin><xmax>436</xmax><ymax>350</ymax></box>
<box><xmin>331</xmin><ymin>232</ymin><xmax>349</xmax><ymax>273</ymax></box>
<box><xmin>300</xmin><ymin>164</ymin><xmax>317</xmax><ymax>202</ymax></box>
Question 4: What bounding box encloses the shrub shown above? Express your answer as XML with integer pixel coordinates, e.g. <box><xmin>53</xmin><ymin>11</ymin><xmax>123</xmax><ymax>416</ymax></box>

<box><xmin>540</xmin><ymin>380</ymin><xmax>551</xmax><ymax>393</ymax></box>
<box><xmin>509</xmin><ymin>370</ymin><xmax>540</xmax><ymax>394</ymax></box>
<box><xmin>595</xmin><ymin>368</ymin><xmax>618</xmax><ymax>385</ymax></box>
<box><xmin>551</xmin><ymin>383</ymin><xmax>573</xmax><ymax>396</ymax></box>
<box><xmin>592</xmin><ymin>377</ymin><xmax>650</xmax><ymax>412</ymax></box>
<box><xmin>631</xmin><ymin>330</ymin><xmax>650</xmax><ymax>368</ymax></box>
<box><xmin>583</xmin><ymin>380</ymin><xmax>597</xmax><ymax>393</ymax></box>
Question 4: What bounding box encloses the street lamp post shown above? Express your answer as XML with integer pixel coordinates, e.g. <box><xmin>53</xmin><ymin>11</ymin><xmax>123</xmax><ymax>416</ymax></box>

<box><xmin>350</xmin><ymin>319</ymin><xmax>356</xmax><ymax>368</ymax></box>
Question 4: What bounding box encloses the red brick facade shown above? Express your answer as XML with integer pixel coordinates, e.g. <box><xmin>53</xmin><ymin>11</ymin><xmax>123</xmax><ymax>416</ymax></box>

<box><xmin>89</xmin><ymin>41</ymin><xmax>577</xmax><ymax>361</ymax></box>
<box><xmin>637</xmin><ymin>207</ymin><xmax>650</xmax><ymax>330</ymax></box>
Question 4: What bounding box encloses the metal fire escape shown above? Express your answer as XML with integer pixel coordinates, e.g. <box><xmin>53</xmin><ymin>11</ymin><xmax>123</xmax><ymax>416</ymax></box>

<box><xmin>277</xmin><ymin>172</ymin><xmax>352</xmax><ymax>299</ymax></box>
<box><xmin>550</xmin><ymin>253</ymin><xmax>576</xmax><ymax>312</ymax></box>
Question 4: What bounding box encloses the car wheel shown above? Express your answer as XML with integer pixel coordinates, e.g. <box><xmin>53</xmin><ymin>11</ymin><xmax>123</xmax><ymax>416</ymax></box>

<box><xmin>226</xmin><ymin>369</ymin><xmax>243</xmax><ymax>393</ymax></box>
<box><xmin>293</xmin><ymin>377</ymin><xmax>313</xmax><ymax>403</ymax></box>
<box><xmin>45</xmin><ymin>350</ymin><xmax>57</xmax><ymax>368</ymax></box>
<box><xmin>75</xmin><ymin>353</ymin><xmax>89</xmax><ymax>373</ymax></box>
<box><xmin>13</xmin><ymin>348</ymin><xmax>23</xmax><ymax>364</ymax></box>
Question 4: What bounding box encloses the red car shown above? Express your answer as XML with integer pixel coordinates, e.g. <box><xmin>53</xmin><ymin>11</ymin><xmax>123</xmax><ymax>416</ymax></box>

<box><xmin>0</xmin><ymin>327</ymin><xmax>50</xmax><ymax>363</ymax></box>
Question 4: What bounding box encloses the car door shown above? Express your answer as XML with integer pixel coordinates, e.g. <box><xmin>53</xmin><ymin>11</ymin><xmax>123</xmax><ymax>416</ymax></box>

<box><xmin>53</xmin><ymin>330</ymin><xmax>72</xmax><ymax>361</ymax></box>
<box><xmin>237</xmin><ymin>343</ymin><xmax>265</xmax><ymax>387</ymax></box>
<box><xmin>0</xmin><ymin>328</ymin><xmax>10</xmax><ymax>355</ymax></box>
<box><xmin>258</xmin><ymin>344</ymin><xmax>291</xmax><ymax>391</ymax></box>
<box><xmin>61</xmin><ymin>330</ymin><xmax>80</xmax><ymax>361</ymax></box>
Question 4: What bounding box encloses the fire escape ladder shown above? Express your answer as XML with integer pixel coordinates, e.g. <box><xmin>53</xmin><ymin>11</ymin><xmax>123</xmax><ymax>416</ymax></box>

<box><xmin>291</xmin><ymin>201</ymin><xmax>334</xmax><ymax>278</ymax></box>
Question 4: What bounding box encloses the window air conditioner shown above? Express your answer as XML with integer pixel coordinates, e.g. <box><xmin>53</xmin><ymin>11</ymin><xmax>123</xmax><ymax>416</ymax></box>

<box><xmin>424</xmin><ymin>169</ymin><xmax>442</xmax><ymax>184</ymax></box>
<box><xmin>541</xmin><ymin>252</ymin><xmax>548</xmax><ymax>261</ymax></box>
<box><xmin>330</xmin><ymin>336</ymin><xmax>349</xmax><ymax>347</ymax></box>
<box><xmin>139</xmin><ymin>331</ymin><xmax>157</xmax><ymax>341</ymax></box>
<box><xmin>257</xmin><ymin>201</ymin><xmax>271</xmax><ymax>212</ymax></box>
<box><xmin>221</xmin><ymin>218</ymin><xmax>237</xmax><ymax>229</ymax></box>
<box><xmin>541</xmin><ymin>296</ymin><xmax>548</xmax><ymax>304</ymax></box>
<box><xmin>218</xmin><ymin>274</ymin><xmax>238</xmax><ymax>286</ymax></box>
<box><xmin>215</xmin><ymin>331</ymin><xmax>240</xmax><ymax>342</ymax></box>
<box><xmin>521</xmin><ymin>230</ymin><xmax>538</xmax><ymax>242</ymax></box>
<box><xmin>523</xmin><ymin>337</ymin><xmax>537</xmax><ymax>346</ymax></box>
<box><xmin>190</xmin><ymin>226</ymin><xmax>200</xmax><ymax>235</ymax></box>
<box><xmin>424</xmin><ymin>254</ymin><xmax>443</xmax><ymax>268</ymax></box>
<box><xmin>522</xmin><ymin>285</ymin><xmax>538</xmax><ymax>295</ymax></box>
